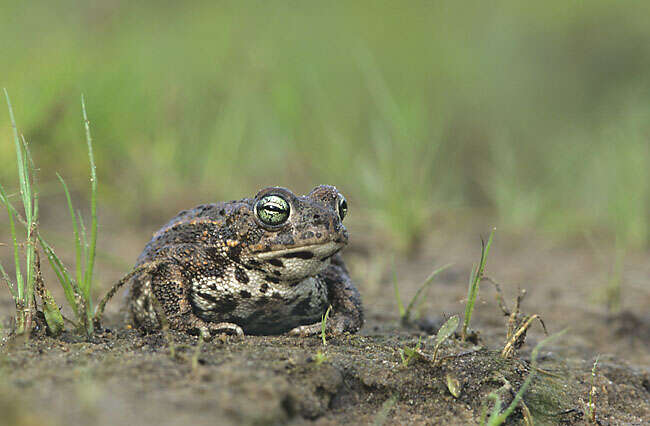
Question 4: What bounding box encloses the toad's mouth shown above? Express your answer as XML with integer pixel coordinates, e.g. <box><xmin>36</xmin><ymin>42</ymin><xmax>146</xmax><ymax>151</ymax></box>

<box><xmin>255</xmin><ymin>241</ymin><xmax>344</xmax><ymax>261</ymax></box>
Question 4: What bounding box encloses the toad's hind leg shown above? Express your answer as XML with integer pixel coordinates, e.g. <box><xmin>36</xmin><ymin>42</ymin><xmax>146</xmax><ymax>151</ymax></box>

<box><xmin>126</xmin><ymin>260</ymin><xmax>183</xmax><ymax>331</ymax></box>
<box><xmin>129</xmin><ymin>260</ymin><xmax>243</xmax><ymax>339</ymax></box>
<box><xmin>128</xmin><ymin>275</ymin><xmax>162</xmax><ymax>331</ymax></box>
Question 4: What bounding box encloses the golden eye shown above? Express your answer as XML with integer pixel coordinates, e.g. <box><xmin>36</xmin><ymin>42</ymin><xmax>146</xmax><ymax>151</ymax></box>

<box><xmin>255</xmin><ymin>195</ymin><xmax>290</xmax><ymax>226</ymax></box>
<box><xmin>337</xmin><ymin>194</ymin><xmax>348</xmax><ymax>221</ymax></box>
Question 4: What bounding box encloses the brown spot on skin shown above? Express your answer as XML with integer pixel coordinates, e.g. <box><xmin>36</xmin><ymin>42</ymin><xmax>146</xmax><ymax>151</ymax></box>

<box><xmin>239</xmin><ymin>290</ymin><xmax>252</xmax><ymax>298</ymax></box>
<box><xmin>260</xmin><ymin>283</ymin><xmax>269</xmax><ymax>293</ymax></box>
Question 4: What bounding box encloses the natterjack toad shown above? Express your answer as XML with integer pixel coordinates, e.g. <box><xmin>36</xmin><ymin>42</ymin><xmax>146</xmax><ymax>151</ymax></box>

<box><xmin>96</xmin><ymin>185</ymin><xmax>363</xmax><ymax>339</ymax></box>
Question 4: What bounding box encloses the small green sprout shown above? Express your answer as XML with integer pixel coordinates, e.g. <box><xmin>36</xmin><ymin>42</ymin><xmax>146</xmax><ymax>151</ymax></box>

<box><xmin>404</xmin><ymin>263</ymin><xmax>452</xmax><ymax>324</ymax></box>
<box><xmin>461</xmin><ymin>229</ymin><xmax>495</xmax><ymax>341</ymax></box>
<box><xmin>399</xmin><ymin>336</ymin><xmax>422</xmax><ymax>367</ymax></box>
<box><xmin>313</xmin><ymin>350</ymin><xmax>328</xmax><ymax>366</ymax></box>
<box><xmin>431</xmin><ymin>315</ymin><xmax>459</xmax><ymax>364</ymax></box>
<box><xmin>321</xmin><ymin>304</ymin><xmax>332</xmax><ymax>346</ymax></box>
<box><xmin>587</xmin><ymin>355</ymin><xmax>600</xmax><ymax>422</ymax></box>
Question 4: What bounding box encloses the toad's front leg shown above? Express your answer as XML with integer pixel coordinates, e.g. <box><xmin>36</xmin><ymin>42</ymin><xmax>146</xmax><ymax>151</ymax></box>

<box><xmin>289</xmin><ymin>254</ymin><xmax>363</xmax><ymax>336</ymax></box>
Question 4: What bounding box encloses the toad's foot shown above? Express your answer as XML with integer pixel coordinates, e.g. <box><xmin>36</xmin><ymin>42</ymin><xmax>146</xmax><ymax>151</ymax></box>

<box><xmin>288</xmin><ymin>314</ymin><xmax>356</xmax><ymax>337</ymax></box>
<box><xmin>288</xmin><ymin>323</ymin><xmax>322</xmax><ymax>337</ymax></box>
<box><xmin>187</xmin><ymin>316</ymin><xmax>244</xmax><ymax>340</ymax></box>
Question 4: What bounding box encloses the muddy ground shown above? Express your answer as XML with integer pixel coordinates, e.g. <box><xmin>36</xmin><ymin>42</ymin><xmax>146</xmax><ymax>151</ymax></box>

<box><xmin>1</xmin><ymin>214</ymin><xmax>649</xmax><ymax>425</ymax></box>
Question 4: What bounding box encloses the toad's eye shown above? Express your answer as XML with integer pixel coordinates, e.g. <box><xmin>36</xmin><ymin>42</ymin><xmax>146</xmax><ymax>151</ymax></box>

<box><xmin>255</xmin><ymin>195</ymin><xmax>290</xmax><ymax>226</ymax></box>
<box><xmin>337</xmin><ymin>194</ymin><xmax>348</xmax><ymax>221</ymax></box>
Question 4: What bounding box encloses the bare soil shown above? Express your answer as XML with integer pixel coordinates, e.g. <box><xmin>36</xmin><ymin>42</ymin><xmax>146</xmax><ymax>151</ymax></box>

<box><xmin>1</xmin><ymin>218</ymin><xmax>649</xmax><ymax>425</ymax></box>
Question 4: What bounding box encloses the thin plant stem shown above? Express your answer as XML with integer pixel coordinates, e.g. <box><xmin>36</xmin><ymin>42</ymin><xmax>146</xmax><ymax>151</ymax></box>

<box><xmin>81</xmin><ymin>94</ymin><xmax>98</xmax><ymax>309</ymax></box>
<box><xmin>58</xmin><ymin>173</ymin><xmax>83</xmax><ymax>287</ymax></box>
<box><xmin>461</xmin><ymin>228</ymin><xmax>495</xmax><ymax>341</ymax></box>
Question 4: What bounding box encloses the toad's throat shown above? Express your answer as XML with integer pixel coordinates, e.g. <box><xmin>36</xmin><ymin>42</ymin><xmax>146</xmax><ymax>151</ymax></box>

<box><xmin>255</xmin><ymin>241</ymin><xmax>344</xmax><ymax>260</ymax></box>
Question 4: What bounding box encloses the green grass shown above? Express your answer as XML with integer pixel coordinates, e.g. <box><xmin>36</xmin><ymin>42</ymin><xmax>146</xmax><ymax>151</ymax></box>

<box><xmin>431</xmin><ymin>315</ymin><xmax>459</xmax><ymax>364</ymax></box>
<box><xmin>461</xmin><ymin>229</ymin><xmax>495</xmax><ymax>341</ymax></box>
<box><xmin>394</xmin><ymin>262</ymin><xmax>452</xmax><ymax>325</ymax></box>
<box><xmin>0</xmin><ymin>91</ymin><xmax>98</xmax><ymax>336</ymax></box>
<box><xmin>1</xmin><ymin>1</ymin><xmax>649</xmax><ymax>251</ymax></box>
<box><xmin>398</xmin><ymin>336</ymin><xmax>422</xmax><ymax>367</ymax></box>
<box><xmin>320</xmin><ymin>304</ymin><xmax>331</xmax><ymax>346</ymax></box>
<box><xmin>313</xmin><ymin>350</ymin><xmax>328</xmax><ymax>367</ymax></box>
<box><xmin>0</xmin><ymin>89</ymin><xmax>52</xmax><ymax>335</ymax></box>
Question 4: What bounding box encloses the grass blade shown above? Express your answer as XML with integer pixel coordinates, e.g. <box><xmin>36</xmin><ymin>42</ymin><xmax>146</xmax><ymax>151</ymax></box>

<box><xmin>461</xmin><ymin>229</ymin><xmax>495</xmax><ymax>341</ymax></box>
<box><xmin>78</xmin><ymin>211</ymin><xmax>88</xmax><ymax>260</ymax></box>
<box><xmin>3</xmin><ymin>89</ymin><xmax>32</xmax><ymax>229</ymax></box>
<box><xmin>0</xmin><ymin>185</ymin><xmax>24</xmax><ymax>302</ymax></box>
<box><xmin>21</xmin><ymin>135</ymin><xmax>38</xmax><ymax>321</ymax></box>
<box><xmin>403</xmin><ymin>263</ymin><xmax>453</xmax><ymax>323</ymax></box>
<box><xmin>81</xmin><ymin>94</ymin><xmax>98</xmax><ymax>308</ymax></box>
<box><xmin>21</xmin><ymin>135</ymin><xmax>39</xmax><ymax>223</ymax></box>
<box><xmin>0</xmin><ymin>260</ymin><xmax>17</xmax><ymax>299</ymax></box>
<box><xmin>57</xmin><ymin>173</ymin><xmax>83</xmax><ymax>286</ymax></box>
<box><xmin>321</xmin><ymin>305</ymin><xmax>332</xmax><ymax>346</ymax></box>
<box><xmin>2</xmin><ymin>179</ymin><xmax>87</xmax><ymax>329</ymax></box>
<box><xmin>39</xmin><ymin>236</ymin><xmax>81</xmax><ymax>318</ymax></box>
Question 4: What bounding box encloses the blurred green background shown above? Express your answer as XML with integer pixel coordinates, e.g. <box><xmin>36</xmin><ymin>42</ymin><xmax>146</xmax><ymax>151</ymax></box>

<box><xmin>1</xmin><ymin>0</ymin><xmax>649</xmax><ymax>251</ymax></box>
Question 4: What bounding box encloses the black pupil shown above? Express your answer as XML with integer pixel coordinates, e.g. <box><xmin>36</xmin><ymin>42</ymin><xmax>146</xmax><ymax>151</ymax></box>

<box><xmin>265</xmin><ymin>205</ymin><xmax>285</xmax><ymax>212</ymax></box>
